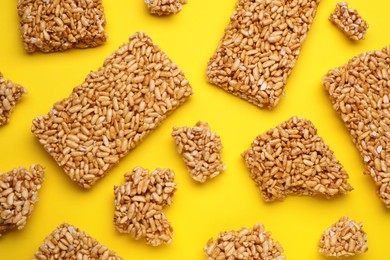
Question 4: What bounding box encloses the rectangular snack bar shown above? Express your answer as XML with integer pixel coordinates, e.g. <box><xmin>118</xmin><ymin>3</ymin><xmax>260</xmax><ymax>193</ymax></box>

<box><xmin>323</xmin><ymin>46</ymin><xmax>390</xmax><ymax>208</ymax></box>
<box><xmin>145</xmin><ymin>0</ymin><xmax>187</xmax><ymax>16</ymax></box>
<box><xmin>207</xmin><ymin>0</ymin><xmax>320</xmax><ymax>109</ymax></box>
<box><xmin>17</xmin><ymin>0</ymin><xmax>107</xmax><ymax>53</ymax></box>
<box><xmin>32</xmin><ymin>32</ymin><xmax>193</xmax><ymax>189</ymax></box>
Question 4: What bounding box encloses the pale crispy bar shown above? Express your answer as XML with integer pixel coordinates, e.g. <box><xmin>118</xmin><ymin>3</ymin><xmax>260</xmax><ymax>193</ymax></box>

<box><xmin>319</xmin><ymin>216</ymin><xmax>368</xmax><ymax>257</ymax></box>
<box><xmin>18</xmin><ymin>0</ymin><xmax>107</xmax><ymax>53</ymax></box>
<box><xmin>145</xmin><ymin>0</ymin><xmax>187</xmax><ymax>16</ymax></box>
<box><xmin>323</xmin><ymin>47</ymin><xmax>390</xmax><ymax>208</ymax></box>
<box><xmin>0</xmin><ymin>72</ymin><xmax>27</xmax><ymax>126</ymax></box>
<box><xmin>114</xmin><ymin>167</ymin><xmax>176</xmax><ymax>246</ymax></box>
<box><xmin>242</xmin><ymin>117</ymin><xmax>353</xmax><ymax>202</ymax></box>
<box><xmin>0</xmin><ymin>165</ymin><xmax>44</xmax><ymax>237</ymax></box>
<box><xmin>172</xmin><ymin>121</ymin><xmax>225</xmax><ymax>183</ymax></box>
<box><xmin>34</xmin><ymin>223</ymin><xmax>122</xmax><ymax>259</ymax></box>
<box><xmin>207</xmin><ymin>0</ymin><xmax>320</xmax><ymax>109</ymax></box>
<box><xmin>31</xmin><ymin>32</ymin><xmax>193</xmax><ymax>189</ymax></box>
<box><xmin>329</xmin><ymin>2</ymin><xmax>368</xmax><ymax>41</ymax></box>
<box><xmin>204</xmin><ymin>224</ymin><xmax>285</xmax><ymax>259</ymax></box>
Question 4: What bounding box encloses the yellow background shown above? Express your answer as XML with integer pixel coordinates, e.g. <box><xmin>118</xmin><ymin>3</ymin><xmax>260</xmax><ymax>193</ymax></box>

<box><xmin>0</xmin><ymin>0</ymin><xmax>389</xmax><ymax>259</ymax></box>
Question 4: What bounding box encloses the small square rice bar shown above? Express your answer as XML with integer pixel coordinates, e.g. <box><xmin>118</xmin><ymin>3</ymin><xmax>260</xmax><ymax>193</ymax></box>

<box><xmin>242</xmin><ymin>117</ymin><xmax>353</xmax><ymax>202</ymax></box>
<box><xmin>329</xmin><ymin>2</ymin><xmax>368</xmax><ymax>41</ymax></box>
<box><xmin>31</xmin><ymin>32</ymin><xmax>193</xmax><ymax>189</ymax></box>
<box><xmin>0</xmin><ymin>72</ymin><xmax>27</xmax><ymax>126</ymax></box>
<box><xmin>207</xmin><ymin>0</ymin><xmax>320</xmax><ymax>109</ymax></box>
<box><xmin>319</xmin><ymin>216</ymin><xmax>368</xmax><ymax>257</ymax></box>
<box><xmin>145</xmin><ymin>0</ymin><xmax>187</xmax><ymax>16</ymax></box>
<box><xmin>114</xmin><ymin>167</ymin><xmax>176</xmax><ymax>246</ymax></box>
<box><xmin>34</xmin><ymin>223</ymin><xmax>123</xmax><ymax>259</ymax></box>
<box><xmin>172</xmin><ymin>121</ymin><xmax>226</xmax><ymax>183</ymax></box>
<box><xmin>0</xmin><ymin>165</ymin><xmax>44</xmax><ymax>237</ymax></box>
<box><xmin>204</xmin><ymin>224</ymin><xmax>285</xmax><ymax>259</ymax></box>
<box><xmin>323</xmin><ymin>46</ymin><xmax>390</xmax><ymax>208</ymax></box>
<box><xmin>17</xmin><ymin>0</ymin><xmax>107</xmax><ymax>53</ymax></box>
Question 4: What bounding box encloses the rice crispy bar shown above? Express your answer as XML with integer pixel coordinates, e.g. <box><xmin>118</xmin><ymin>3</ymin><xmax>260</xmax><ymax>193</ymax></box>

<box><xmin>34</xmin><ymin>223</ymin><xmax>122</xmax><ymax>259</ymax></box>
<box><xmin>318</xmin><ymin>216</ymin><xmax>368</xmax><ymax>257</ymax></box>
<box><xmin>0</xmin><ymin>72</ymin><xmax>27</xmax><ymax>126</ymax></box>
<box><xmin>242</xmin><ymin>117</ymin><xmax>353</xmax><ymax>202</ymax></box>
<box><xmin>204</xmin><ymin>224</ymin><xmax>285</xmax><ymax>259</ymax></box>
<box><xmin>323</xmin><ymin>46</ymin><xmax>390</xmax><ymax>208</ymax></box>
<box><xmin>31</xmin><ymin>32</ymin><xmax>193</xmax><ymax>189</ymax></box>
<box><xmin>145</xmin><ymin>0</ymin><xmax>187</xmax><ymax>16</ymax></box>
<box><xmin>17</xmin><ymin>0</ymin><xmax>107</xmax><ymax>53</ymax></box>
<box><xmin>172</xmin><ymin>121</ymin><xmax>226</xmax><ymax>183</ymax></box>
<box><xmin>207</xmin><ymin>0</ymin><xmax>321</xmax><ymax>109</ymax></box>
<box><xmin>114</xmin><ymin>167</ymin><xmax>176</xmax><ymax>246</ymax></box>
<box><xmin>0</xmin><ymin>165</ymin><xmax>44</xmax><ymax>237</ymax></box>
<box><xmin>329</xmin><ymin>2</ymin><xmax>368</xmax><ymax>41</ymax></box>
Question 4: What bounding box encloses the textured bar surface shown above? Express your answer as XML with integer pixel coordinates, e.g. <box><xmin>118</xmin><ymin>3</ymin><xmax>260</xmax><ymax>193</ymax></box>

<box><xmin>18</xmin><ymin>0</ymin><xmax>107</xmax><ymax>53</ymax></box>
<box><xmin>207</xmin><ymin>0</ymin><xmax>320</xmax><ymax>109</ymax></box>
<box><xmin>34</xmin><ymin>223</ymin><xmax>122</xmax><ymax>259</ymax></box>
<box><xmin>323</xmin><ymin>46</ymin><xmax>390</xmax><ymax>208</ymax></box>
<box><xmin>242</xmin><ymin>117</ymin><xmax>353</xmax><ymax>201</ymax></box>
<box><xmin>145</xmin><ymin>0</ymin><xmax>187</xmax><ymax>15</ymax></box>
<box><xmin>32</xmin><ymin>32</ymin><xmax>193</xmax><ymax>189</ymax></box>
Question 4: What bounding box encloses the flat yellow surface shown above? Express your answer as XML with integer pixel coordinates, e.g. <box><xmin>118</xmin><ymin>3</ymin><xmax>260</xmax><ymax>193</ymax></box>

<box><xmin>0</xmin><ymin>0</ymin><xmax>389</xmax><ymax>259</ymax></box>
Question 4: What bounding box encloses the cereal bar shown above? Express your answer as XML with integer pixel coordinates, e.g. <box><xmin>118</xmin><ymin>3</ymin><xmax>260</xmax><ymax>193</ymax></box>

<box><xmin>0</xmin><ymin>72</ymin><xmax>27</xmax><ymax>126</ymax></box>
<box><xmin>17</xmin><ymin>0</ymin><xmax>107</xmax><ymax>53</ymax></box>
<box><xmin>145</xmin><ymin>0</ymin><xmax>187</xmax><ymax>16</ymax></box>
<box><xmin>34</xmin><ymin>223</ymin><xmax>122</xmax><ymax>259</ymax></box>
<box><xmin>207</xmin><ymin>0</ymin><xmax>321</xmax><ymax>109</ymax></box>
<box><xmin>31</xmin><ymin>32</ymin><xmax>193</xmax><ymax>189</ymax></box>
<box><xmin>242</xmin><ymin>117</ymin><xmax>353</xmax><ymax>202</ymax></box>
<box><xmin>323</xmin><ymin>46</ymin><xmax>390</xmax><ymax>208</ymax></box>
<box><xmin>204</xmin><ymin>224</ymin><xmax>285</xmax><ymax>259</ymax></box>
<box><xmin>329</xmin><ymin>2</ymin><xmax>368</xmax><ymax>41</ymax></box>
<box><xmin>114</xmin><ymin>167</ymin><xmax>176</xmax><ymax>246</ymax></box>
<box><xmin>319</xmin><ymin>216</ymin><xmax>368</xmax><ymax>257</ymax></box>
<box><xmin>0</xmin><ymin>165</ymin><xmax>44</xmax><ymax>237</ymax></box>
<box><xmin>172</xmin><ymin>121</ymin><xmax>225</xmax><ymax>183</ymax></box>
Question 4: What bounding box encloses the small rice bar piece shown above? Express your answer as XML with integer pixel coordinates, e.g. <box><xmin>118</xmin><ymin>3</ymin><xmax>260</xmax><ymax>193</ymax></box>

<box><xmin>204</xmin><ymin>224</ymin><xmax>285</xmax><ymax>259</ymax></box>
<box><xmin>329</xmin><ymin>2</ymin><xmax>368</xmax><ymax>41</ymax></box>
<box><xmin>17</xmin><ymin>0</ymin><xmax>107</xmax><ymax>53</ymax></box>
<box><xmin>145</xmin><ymin>0</ymin><xmax>187</xmax><ymax>16</ymax></box>
<box><xmin>0</xmin><ymin>72</ymin><xmax>27</xmax><ymax>126</ymax></box>
<box><xmin>114</xmin><ymin>167</ymin><xmax>176</xmax><ymax>246</ymax></box>
<box><xmin>0</xmin><ymin>165</ymin><xmax>44</xmax><ymax>237</ymax></box>
<box><xmin>323</xmin><ymin>46</ymin><xmax>390</xmax><ymax>208</ymax></box>
<box><xmin>31</xmin><ymin>32</ymin><xmax>193</xmax><ymax>189</ymax></box>
<box><xmin>172</xmin><ymin>121</ymin><xmax>225</xmax><ymax>183</ymax></box>
<box><xmin>34</xmin><ymin>223</ymin><xmax>122</xmax><ymax>259</ymax></box>
<box><xmin>319</xmin><ymin>216</ymin><xmax>368</xmax><ymax>257</ymax></box>
<box><xmin>207</xmin><ymin>0</ymin><xmax>321</xmax><ymax>109</ymax></box>
<box><xmin>242</xmin><ymin>117</ymin><xmax>353</xmax><ymax>202</ymax></box>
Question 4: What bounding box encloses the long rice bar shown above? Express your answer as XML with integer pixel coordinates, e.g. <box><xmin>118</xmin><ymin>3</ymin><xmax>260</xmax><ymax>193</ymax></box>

<box><xmin>172</xmin><ymin>121</ymin><xmax>226</xmax><ymax>183</ymax></box>
<box><xmin>318</xmin><ymin>216</ymin><xmax>368</xmax><ymax>257</ymax></box>
<box><xmin>204</xmin><ymin>224</ymin><xmax>285</xmax><ymax>259</ymax></box>
<box><xmin>145</xmin><ymin>0</ymin><xmax>187</xmax><ymax>16</ymax></box>
<box><xmin>32</xmin><ymin>32</ymin><xmax>193</xmax><ymax>189</ymax></box>
<box><xmin>0</xmin><ymin>165</ymin><xmax>44</xmax><ymax>237</ymax></box>
<box><xmin>34</xmin><ymin>223</ymin><xmax>122</xmax><ymax>259</ymax></box>
<box><xmin>0</xmin><ymin>72</ymin><xmax>27</xmax><ymax>126</ymax></box>
<box><xmin>323</xmin><ymin>46</ymin><xmax>390</xmax><ymax>208</ymax></box>
<box><xmin>242</xmin><ymin>117</ymin><xmax>353</xmax><ymax>201</ymax></box>
<box><xmin>17</xmin><ymin>0</ymin><xmax>107</xmax><ymax>53</ymax></box>
<box><xmin>114</xmin><ymin>167</ymin><xmax>176</xmax><ymax>246</ymax></box>
<box><xmin>329</xmin><ymin>2</ymin><xmax>368</xmax><ymax>41</ymax></box>
<box><xmin>207</xmin><ymin>0</ymin><xmax>321</xmax><ymax>109</ymax></box>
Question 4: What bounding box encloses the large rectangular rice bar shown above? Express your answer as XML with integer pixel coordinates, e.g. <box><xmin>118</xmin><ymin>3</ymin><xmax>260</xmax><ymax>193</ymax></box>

<box><xmin>323</xmin><ymin>46</ymin><xmax>389</xmax><ymax>208</ymax></box>
<box><xmin>32</xmin><ymin>32</ymin><xmax>193</xmax><ymax>189</ymax></box>
<box><xmin>207</xmin><ymin>0</ymin><xmax>320</xmax><ymax>109</ymax></box>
